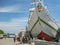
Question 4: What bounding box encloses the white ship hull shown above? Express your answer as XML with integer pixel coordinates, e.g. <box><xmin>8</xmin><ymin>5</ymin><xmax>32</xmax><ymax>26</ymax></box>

<box><xmin>27</xmin><ymin>0</ymin><xmax>58</xmax><ymax>41</ymax></box>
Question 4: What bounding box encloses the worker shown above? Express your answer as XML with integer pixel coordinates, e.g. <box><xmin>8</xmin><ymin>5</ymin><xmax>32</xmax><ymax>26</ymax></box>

<box><xmin>29</xmin><ymin>31</ymin><xmax>33</xmax><ymax>39</ymax></box>
<box><xmin>14</xmin><ymin>35</ymin><xmax>16</xmax><ymax>42</ymax></box>
<box><xmin>22</xmin><ymin>36</ymin><xmax>27</xmax><ymax>43</ymax></box>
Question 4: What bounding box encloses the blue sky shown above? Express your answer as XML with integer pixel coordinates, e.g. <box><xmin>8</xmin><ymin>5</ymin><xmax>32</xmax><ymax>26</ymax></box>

<box><xmin>0</xmin><ymin>0</ymin><xmax>60</xmax><ymax>34</ymax></box>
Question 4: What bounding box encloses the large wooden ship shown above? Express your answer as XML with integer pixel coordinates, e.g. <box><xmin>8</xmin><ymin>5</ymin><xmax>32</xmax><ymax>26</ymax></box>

<box><xmin>27</xmin><ymin>0</ymin><xmax>59</xmax><ymax>41</ymax></box>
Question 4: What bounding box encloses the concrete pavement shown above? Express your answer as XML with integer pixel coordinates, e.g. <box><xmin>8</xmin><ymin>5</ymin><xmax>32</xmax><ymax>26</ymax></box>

<box><xmin>0</xmin><ymin>38</ymin><xmax>60</xmax><ymax>45</ymax></box>
<box><xmin>0</xmin><ymin>38</ymin><xmax>31</xmax><ymax>45</ymax></box>
<box><xmin>0</xmin><ymin>38</ymin><xmax>14</xmax><ymax>45</ymax></box>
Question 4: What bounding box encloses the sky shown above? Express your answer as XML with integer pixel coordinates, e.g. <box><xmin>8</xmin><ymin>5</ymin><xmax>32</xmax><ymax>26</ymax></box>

<box><xmin>0</xmin><ymin>0</ymin><xmax>60</xmax><ymax>34</ymax></box>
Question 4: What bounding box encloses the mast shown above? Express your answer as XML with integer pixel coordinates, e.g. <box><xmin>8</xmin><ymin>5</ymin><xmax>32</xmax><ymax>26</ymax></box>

<box><xmin>31</xmin><ymin>0</ymin><xmax>44</xmax><ymax>6</ymax></box>
<box><xmin>29</xmin><ymin>0</ymin><xmax>45</xmax><ymax>12</ymax></box>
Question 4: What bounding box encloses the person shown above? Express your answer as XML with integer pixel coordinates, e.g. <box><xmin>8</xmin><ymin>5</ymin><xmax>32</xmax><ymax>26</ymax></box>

<box><xmin>22</xmin><ymin>36</ymin><xmax>27</xmax><ymax>43</ymax></box>
<box><xmin>14</xmin><ymin>37</ymin><xmax>15</xmax><ymax>42</ymax></box>
<box><xmin>14</xmin><ymin>36</ymin><xmax>16</xmax><ymax>42</ymax></box>
<box><xmin>29</xmin><ymin>31</ymin><xmax>33</xmax><ymax>39</ymax></box>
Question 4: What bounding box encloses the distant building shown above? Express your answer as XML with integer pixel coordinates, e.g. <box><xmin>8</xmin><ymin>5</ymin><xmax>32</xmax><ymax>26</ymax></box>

<box><xmin>17</xmin><ymin>30</ymin><xmax>26</xmax><ymax>42</ymax></box>
<box><xmin>7</xmin><ymin>33</ymin><xmax>15</xmax><ymax>38</ymax></box>
<box><xmin>18</xmin><ymin>31</ymin><xmax>26</xmax><ymax>38</ymax></box>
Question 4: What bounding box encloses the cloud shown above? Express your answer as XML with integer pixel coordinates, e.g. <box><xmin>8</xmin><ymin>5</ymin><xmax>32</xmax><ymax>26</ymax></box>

<box><xmin>0</xmin><ymin>5</ymin><xmax>20</xmax><ymax>12</ymax></box>
<box><xmin>0</xmin><ymin>18</ymin><xmax>28</xmax><ymax>34</ymax></box>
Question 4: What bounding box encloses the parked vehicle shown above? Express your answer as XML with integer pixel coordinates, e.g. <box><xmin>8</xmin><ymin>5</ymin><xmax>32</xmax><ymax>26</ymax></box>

<box><xmin>0</xmin><ymin>34</ymin><xmax>3</xmax><ymax>39</ymax></box>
